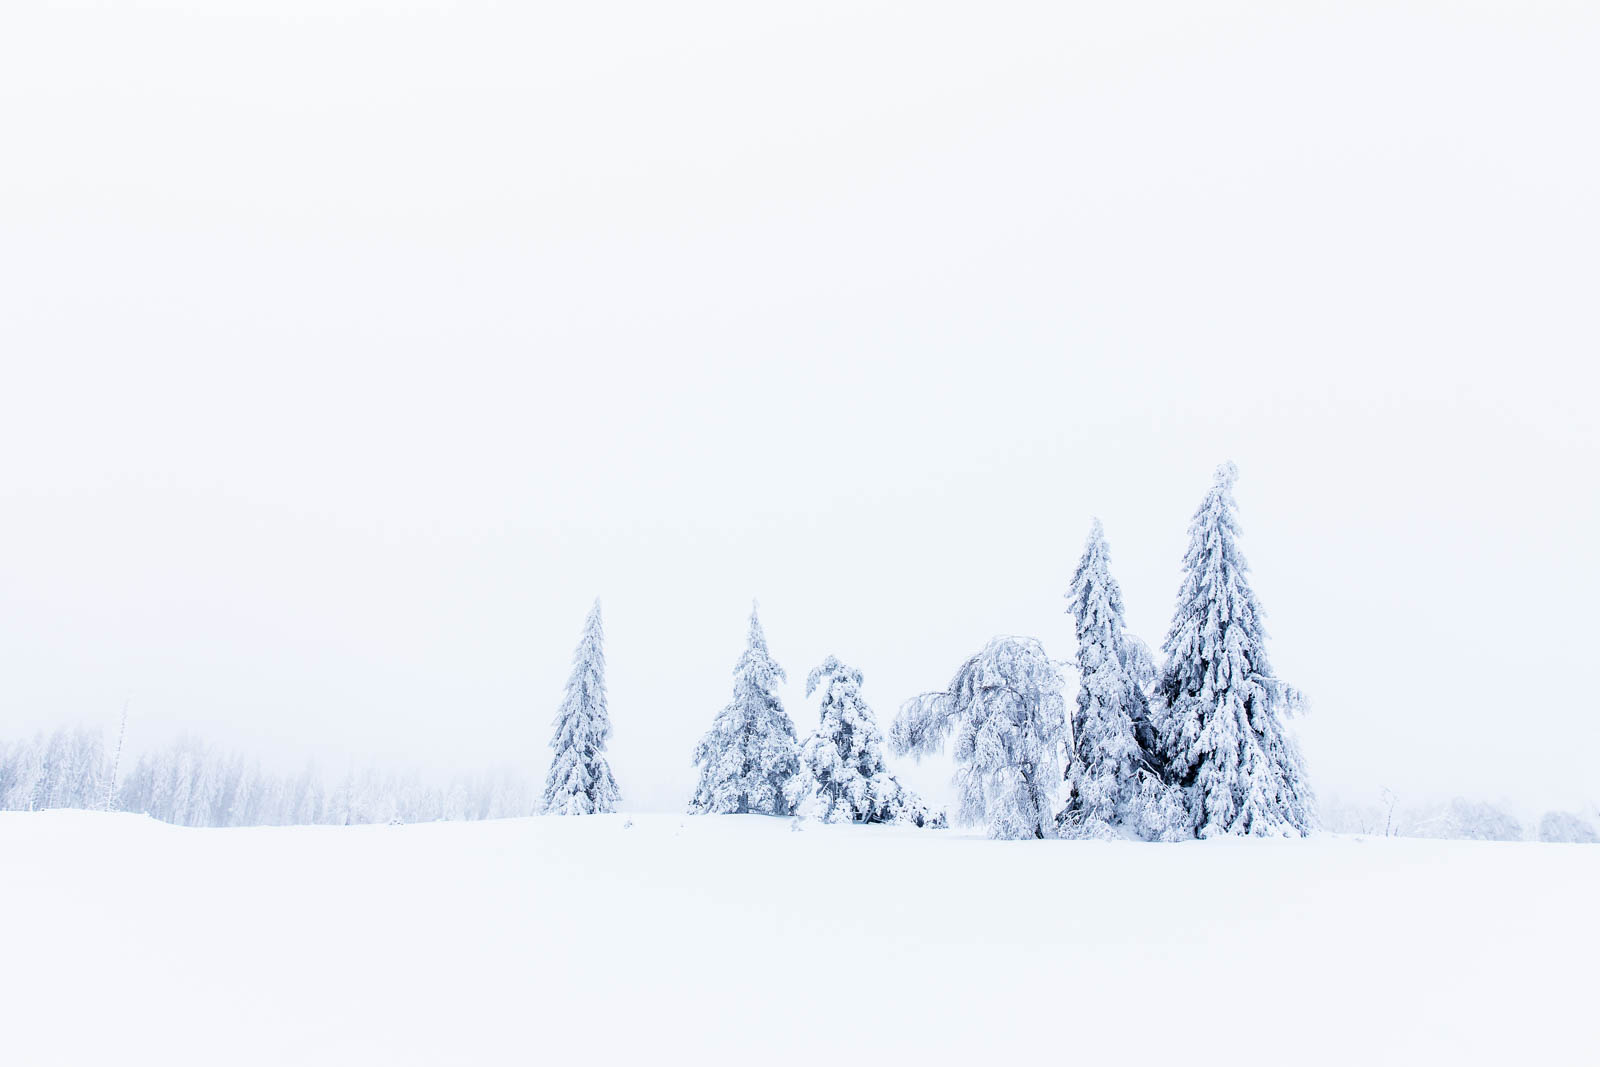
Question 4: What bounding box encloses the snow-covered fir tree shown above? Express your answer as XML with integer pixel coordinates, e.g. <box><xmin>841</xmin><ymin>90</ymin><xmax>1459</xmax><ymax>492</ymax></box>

<box><xmin>1058</xmin><ymin>519</ymin><xmax>1165</xmax><ymax>839</ymax></box>
<box><xmin>788</xmin><ymin>656</ymin><xmax>944</xmax><ymax>827</ymax></box>
<box><xmin>540</xmin><ymin>599</ymin><xmax>621</xmax><ymax>816</ymax></box>
<box><xmin>891</xmin><ymin>636</ymin><xmax>1066</xmax><ymax>840</ymax></box>
<box><xmin>1151</xmin><ymin>462</ymin><xmax>1315</xmax><ymax>838</ymax></box>
<box><xmin>689</xmin><ymin>604</ymin><xmax>801</xmax><ymax>816</ymax></box>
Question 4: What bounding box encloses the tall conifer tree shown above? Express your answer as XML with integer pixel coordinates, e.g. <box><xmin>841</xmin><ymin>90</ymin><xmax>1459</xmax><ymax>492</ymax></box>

<box><xmin>1152</xmin><ymin>464</ymin><xmax>1314</xmax><ymax>837</ymax></box>
<box><xmin>1059</xmin><ymin>519</ymin><xmax>1161</xmax><ymax>837</ymax></box>
<box><xmin>541</xmin><ymin>599</ymin><xmax>621</xmax><ymax>815</ymax></box>
<box><xmin>689</xmin><ymin>604</ymin><xmax>801</xmax><ymax>816</ymax></box>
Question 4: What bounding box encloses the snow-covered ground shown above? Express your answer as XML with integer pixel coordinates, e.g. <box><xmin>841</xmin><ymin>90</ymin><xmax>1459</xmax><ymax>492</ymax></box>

<box><xmin>4</xmin><ymin>811</ymin><xmax>1594</xmax><ymax>1065</ymax></box>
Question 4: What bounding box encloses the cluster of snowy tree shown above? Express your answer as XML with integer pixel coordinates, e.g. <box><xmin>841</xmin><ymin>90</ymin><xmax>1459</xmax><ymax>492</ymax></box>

<box><xmin>537</xmin><ymin>598</ymin><xmax>944</xmax><ymax>826</ymax></box>
<box><xmin>895</xmin><ymin>463</ymin><xmax>1315</xmax><ymax>840</ymax></box>
<box><xmin>1321</xmin><ymin>793</ymin><xmax>1599</xmax><ymax>843</ymax></box>
<box><xmin>0</xmin><ymin>728</ymin><xmax>537</xmax><ymax>827</ymax></box>
<box><xmin>548</xmin><ymin>464</ymin><xmax>1315</xmax><ymax>840</ymax></box>
<box><xmin>686</xmin><ymin>607</ymin><xmax>943</xmax><ymax>827</ymax></box>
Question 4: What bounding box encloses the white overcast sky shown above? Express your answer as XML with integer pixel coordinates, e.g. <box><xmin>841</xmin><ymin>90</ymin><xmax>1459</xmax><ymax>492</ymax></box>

<box><xmin>2</xmin><ymin>1</ymin><xmax>1596</xmax><ymax>814</ymax></box>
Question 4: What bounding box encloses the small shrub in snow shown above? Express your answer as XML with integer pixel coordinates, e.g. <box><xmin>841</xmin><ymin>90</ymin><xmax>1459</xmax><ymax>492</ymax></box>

<box><xmin>1537</xmin><ymin>811</ymin><xmax>1597</xmax><ymax>843</ymax></box>
<box><xmin>1413</xmin><ymin>799</ymin><xmax>1524</xmax><ymax>841</ymax></box>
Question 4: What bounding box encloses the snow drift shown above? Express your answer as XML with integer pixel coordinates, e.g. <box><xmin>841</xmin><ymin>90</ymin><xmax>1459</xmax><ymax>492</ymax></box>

<box><xmin>3</xmin><ymin>811</ymin><xmax>1594</xmax><ymax>1066</ymax></box>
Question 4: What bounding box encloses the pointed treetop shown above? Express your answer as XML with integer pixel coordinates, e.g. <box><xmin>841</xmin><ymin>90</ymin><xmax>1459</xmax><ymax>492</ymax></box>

<box><xmin>582</xmin><ymin>598</ymin><xmax>603</xmax><ymax>634</ymax></box>
<box><xmin>739</xmin><ymin>601</ymin><xmax>785</xmax><ymax>684</ymax></box>
<box><xmin>542</xmin><ymin>596</ymin><xmax>619</xmax><ymax>816</ymax></box>
<box><xmin>1214</xmin><ymin>460</ymin><xmax>1239</xmax><ymax>489</ymax></box>
<box><xmin>573</xmin><ymin>598</ymin><xmax>604</xmax><ymax>660</ymax></box>
<box><xmin>1070</xmin><ymin>517</ymin><xmax>1124</xmax><ymax>631</ymax></box>
<box><xmin>1079</xmin><ymin>517</ymin><xmax>1110</xmax><ymax>568</ymax></box>
<box><xmin>688</xmin><ymin>601</ymin><xmax>799</xmax><ymax>816</ymax></box>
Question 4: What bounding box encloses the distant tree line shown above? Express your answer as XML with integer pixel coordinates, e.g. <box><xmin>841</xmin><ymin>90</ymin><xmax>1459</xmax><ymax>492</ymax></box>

<box><xmin>0</xmin><ymin>729</ymin><xmax>535</xmax><ymax>826</ymax></box>
<box><xmin>1321</xmin><ymin>792</ymin><xmax>1598</xmax><ymax>843</ymax></box>
<box><xmin>8</xmin><ymin>724</ymin><xmax>1588</xmax><ymax>842</ymax></box>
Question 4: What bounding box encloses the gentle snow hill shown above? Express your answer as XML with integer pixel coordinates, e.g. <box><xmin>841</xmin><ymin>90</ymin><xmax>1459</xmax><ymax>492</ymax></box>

<box><xmin>3</xmin><ymin>812</ymin><xmax>1594</xmax><ymax>1066</ymax></box>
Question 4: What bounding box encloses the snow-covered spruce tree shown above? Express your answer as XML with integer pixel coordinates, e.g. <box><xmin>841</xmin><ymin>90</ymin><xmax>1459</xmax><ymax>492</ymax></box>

<box><xmin>540</xmin><ymin>599</ymin><xmax>621</xmax><ymax>816</ymax></box>
<box><xmin>788</xmin><ymin>656</ymin><xmax>944</xmax><ymax>827</ymax></box>
<box><xmin>689</xmin><ymin>604</ymin><xmax>802</xmax><ymax>816</ymax></box>
<box><xmin>1113</xmin><ymin>631</ymin><xmax>1195</xmax><ymax>839</ymax></box>
<box><xmin>1058</xmin><ymin>519</ymin><xmax>1167</xmax><ymax>840</ymax></box>
<box><xmin>890</xmin><ymin>637</ymin><xmax>1066</xmax><ymax>840</ymax></box>
<box><xmin>1151</xmin><ymin>462</ymin><xmax>1315</xmax><ymax>838</ymax></box>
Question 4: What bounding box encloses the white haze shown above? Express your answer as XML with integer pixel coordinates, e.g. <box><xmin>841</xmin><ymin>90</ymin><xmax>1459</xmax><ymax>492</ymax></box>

<box><xmin>1</xmin><ymin>1</ymin><xmax>1596</xmax><ymax>816</ymax></box>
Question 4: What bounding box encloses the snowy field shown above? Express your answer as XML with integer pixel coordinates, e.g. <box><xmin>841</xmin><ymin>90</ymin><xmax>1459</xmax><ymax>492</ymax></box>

<box><xmin>4</xmin><ymin>811</ymin><xmax>1595</xmax><ymax>1066</ymax></box>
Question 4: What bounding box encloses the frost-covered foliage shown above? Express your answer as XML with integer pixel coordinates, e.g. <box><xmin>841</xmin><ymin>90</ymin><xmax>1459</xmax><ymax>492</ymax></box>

<box><xmin>1538</xmin><ymin>811</ymin><xmax>1599</xmax><ymax>843</ymax></box>
<box><xmin>1131</xmin><ymin>777</ymin><xmax>1194</xmax><ymax>842</ymax></box>
<box><xmin>1319</xmin><ymin>791</ymin><xmax>1406</xmax><ymax>836</ymax></box>
<box><xmin>541</xmin><ymin>600</ymin><xmax>621</xmax><ymax>815</ymax></box>
<box><xmin>689</xmin><ymin>604</ymin><xmax>802</xmax><ymax>816</ymax></box>
<box><xmin>0</xmin><ymin>728</ymin><xmax>105</xmax><ymax>811</ymax></box>
<box><xmin>1360</xmin><ymin>797</ymin><xmax>1523</xmax><ymax>842</ymax></box>
<box><xmin>788</xmin><ymin>656</ymin><xmax>943</xmax><ymax>827</ymax></box>
<box><xmin>1424</xmin><ymin>799</ymin><xmax>1524</xmax><ymax>842</ymax></box>
<box><xmin>1119</xmin><ymin>632</ymin><xmax>1158</xmax><ymax>695</ymax></box>
<box><xmin>891</xmin><ymin>637</ymin><xmax>1066</xmax><ymax>840</ymax></box>
<box><xmin>1152</xmin><ymin>463</ymin><xmax>1315</xmax><ymax>838</ymax></box>
<box><xmin>1058</xmin><ymin>519</ymin><xmax>1164</xmax><ymax>839</ymax></box>
<box><xmin>1</xmin><ymin>728</ymin><xmax>536</xmax><ymax>826</ymax></box>
<box><xmin>1321</xmin><ymin>793</ymin><xmax>1546</xmax><ymax>842</ymax></box>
